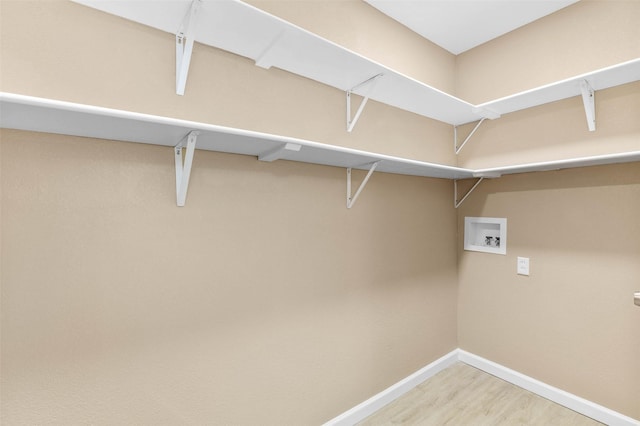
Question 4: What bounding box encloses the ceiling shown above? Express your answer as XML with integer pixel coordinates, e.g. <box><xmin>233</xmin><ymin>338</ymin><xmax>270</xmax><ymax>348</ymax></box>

<box><xmin>364</xmin><ymin>0</ymin><xmax>579</xmax><ymax>55</ymax></box>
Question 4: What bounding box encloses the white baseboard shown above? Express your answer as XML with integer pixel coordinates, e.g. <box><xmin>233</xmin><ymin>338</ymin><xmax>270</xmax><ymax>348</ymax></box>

<box><xmin>322</xmin><ymin>349</ymin><xmax>459</xmax><ymax>426</ymax></box>
<box><xmin>458</xmin><ymin>350</ymin><xmax>640</xmax><ymax>426</ymax></box>
<box><xmin>324</xmin><ymin>348</ymin><xmax>639</xmax><ymax>426</ymax></box>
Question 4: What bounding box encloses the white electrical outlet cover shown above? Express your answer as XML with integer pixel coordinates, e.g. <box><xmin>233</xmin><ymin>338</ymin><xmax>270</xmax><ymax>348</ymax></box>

<box><xmin>517</xmin><ymin>257</ymin><xmax>530</xmax><ymax>276</ymax></box>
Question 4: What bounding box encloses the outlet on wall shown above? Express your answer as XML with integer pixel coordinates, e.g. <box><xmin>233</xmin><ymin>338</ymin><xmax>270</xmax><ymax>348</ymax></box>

<box><xmin>517</xmin><ymin>257</ymin><xmax>530</xmax><ymax>276</ymax></box>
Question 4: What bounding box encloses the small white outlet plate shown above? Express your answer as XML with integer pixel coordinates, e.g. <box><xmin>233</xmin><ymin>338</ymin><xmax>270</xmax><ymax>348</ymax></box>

<box><xmin>517</xmin><ymin>257</ymin><xmax>530</xmax><ymax>276</ymax></box>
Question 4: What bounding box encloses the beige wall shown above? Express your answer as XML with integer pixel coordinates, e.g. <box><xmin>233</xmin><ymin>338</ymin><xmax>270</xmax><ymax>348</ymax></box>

<box><xmin>0</xmin><ymin>1</ymin><xmax>460</xmax><ymax>424</ymax></box>
<box><xmin>456</xmin><ymin>163</ymin><xmax>640</xmax><ymax>419</ymax></box>
<box><xmin>0</xmin><ymin>129</ymin><xmax>459</xmax><ymax>424</ymax></box>
<box><xmin>1</xmin><ymin>0</ymin><xmax>640</xmax><ymax>424</ymax></box>
<box><xmin>452</xmin><ymin>1</ymin><xmax>640</xmax><ymax>421</ymax></box>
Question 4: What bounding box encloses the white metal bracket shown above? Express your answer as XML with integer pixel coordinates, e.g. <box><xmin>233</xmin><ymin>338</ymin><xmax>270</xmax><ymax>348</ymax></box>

<box><xmin>258</xmin><ymin>142</ymin><xmax>302</xmax><ymax>162</ymax></box>
<box><xmin>346</xmin><ymin>74</ymin><xmax>383</xmax><ymax>132</ymax></box>
<box><xmin>347</xmin><ymin>161</ymin><xmax>380</xmax><ymax>209</ymax></box>
<box><xmin>580</xmin><ymin>79</ymin><xmax>596</xmax><ymax>132</ymax></box>
<box><xmin>454</xmin><ymin>177</ymin><xmax>484</xmax><ymax>209</ymax></box>
<box><xmin>175</xmin><ymin>131</ymin><xmax>199</xmax><ymax>206</ymax></box>
<box><xmin>454</xmin><ymin>118</ymin><xmax>486</xmax><ymax>154</ymax></box>
<box><xmin>176</xmin><ymin>0</ymin><xmax>201</xmax><ymax>96</ymax></box>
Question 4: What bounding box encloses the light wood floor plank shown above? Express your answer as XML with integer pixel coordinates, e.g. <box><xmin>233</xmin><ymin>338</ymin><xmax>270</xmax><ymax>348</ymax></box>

<box><xmin>358</xmin><ymin>363</ymin><xmax>603</xmax><ymax>425</ymax></box>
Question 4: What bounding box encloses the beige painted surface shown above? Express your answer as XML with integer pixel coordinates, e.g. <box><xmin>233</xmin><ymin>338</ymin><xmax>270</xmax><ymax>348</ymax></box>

<box><xmin>0</xmin><ymin>129</ymin><xmax>459</xmax><ymax>424</ymax></box>
<box><xmin>457</xmin><ymin>163</ymin><xmax>640</xmax><ymax>420</ymax></box>
<box><xmin>0</xmin><ymin>0</ymin><xmax>455</xmax><ymax>166</ymax></box>
<box><xmin>454</xmin><ymin>2</ymin><xmax>640</xmax><ymax>420</ymax></box>
<box><xmin>455</xmin><ymin>0</ymin><xmax>640</xmax><ymax>103</ymax></box>
<box><xmin>0</xmin><ymin>2</ymin><xmax>461</xmax><ymax>423</ymax></box>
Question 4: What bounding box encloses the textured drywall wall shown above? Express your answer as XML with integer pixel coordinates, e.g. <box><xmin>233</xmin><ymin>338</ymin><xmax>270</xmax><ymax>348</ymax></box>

<box><xmin>0</xmin><ymin>129</ymin><xmax>459</xmax><ymax>424</ymax></box>
<box><xmin>0</xmin><ymin>1</ymin><xmax>463</xmax><ymax>423</ymax></box>
<box><xmin>2</xmin><ymin>0</ymin><xmax>640</xmax><ymax>423</ymax></box>
<box><xmin>454</xmin><ymin>1</ymin><xmax>640</xmax><ymax>419</ymax></box>
<box><xmin>456</xmin><ymin>163</ymin><xmax>640</xmax><ymax>420</ymax></box>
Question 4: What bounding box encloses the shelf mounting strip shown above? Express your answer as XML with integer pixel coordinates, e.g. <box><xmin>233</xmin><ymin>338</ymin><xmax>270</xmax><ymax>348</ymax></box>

<box><xmin>176</xmin><ymin>0</ymin><xmax>201</xmax><ymax>95</ymax></box>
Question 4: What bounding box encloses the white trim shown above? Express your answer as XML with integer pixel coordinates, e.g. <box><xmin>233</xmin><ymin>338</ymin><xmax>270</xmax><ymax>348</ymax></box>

<box><xmin>324</xmin><ymin>349</ymin><xmax>639</xmax><ymax>426</ymax></box>
<box><xmin>323</xmin><ymin>349</ymin><xmax>459</xmax><ymax>426</ymax></box>
<box><xmin>458</xmin><ymin>350</ymin><xmax>640</xmax><ymax>426</ymax></box>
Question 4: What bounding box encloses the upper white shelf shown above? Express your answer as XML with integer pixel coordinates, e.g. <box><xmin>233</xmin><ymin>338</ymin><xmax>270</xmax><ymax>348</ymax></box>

<box><xmin>71</xmin><ymin>0</ymin><xmax>640</xmax><ymax>128</ymax></box>
<box><xmin>474</xmin><ymin>151</ymin><xmax>640</xmax><ymax>177</ymax></box>
<box><xmin>477</xmin><ymin>58</ymin><xmax>640</xmax><ymax>116</ymax></box>
<box><xmin>71</xmin><ymin>0</ymin><xmax>486</xmax><ymax>126</ymax></box>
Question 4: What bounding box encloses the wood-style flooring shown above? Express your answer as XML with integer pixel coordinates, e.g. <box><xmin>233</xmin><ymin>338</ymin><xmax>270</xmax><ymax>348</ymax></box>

<box><xmin>358</xmin><ymin>363</ymin><xmax>603</xmax><ymax>425</ymax></box>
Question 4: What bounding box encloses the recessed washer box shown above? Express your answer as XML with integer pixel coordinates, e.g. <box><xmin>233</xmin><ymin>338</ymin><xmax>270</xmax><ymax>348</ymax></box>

<box><xmin>464</xmin><ymin>217</ymin><xmax>507</xmax><ymax>255</ymax></box>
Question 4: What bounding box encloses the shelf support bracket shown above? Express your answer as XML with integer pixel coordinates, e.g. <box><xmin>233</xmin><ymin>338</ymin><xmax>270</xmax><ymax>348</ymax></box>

<box><xmin>347</xmin><ymin>161</ymin><xmax>380</xmax><ymax>209</ymax></box>
<box><xmin>454</xmin><ymin>177</ymin><xmax>484</xmax><ymax>209</ymax></box>
<box><xmin>454</xmin><ymin>118</ymin><xmax>486</xmax><ymax>155</ymax></box>
<box><xmin>175</xmin><ymin>0</ymin><xmax>201</xmax><ymax>96</ymax></box>
<box><xmin>346</xmin><ymin>73</ymin><xmax>383</xmax><ymax>132</ymax></box>
<box><xmin>175</xmin><ymin>131</ymin><xmax>199</xmax><ymax>207</ymax></box>
<box><xmin>580</xmin><ymin>79</ymin><xmax>596</xmax><ymax>132</ymax></box>
<box><xmin>258</xmin><ymin>142</ymin><xmax>302</xmax><ymax>162</ymax></box>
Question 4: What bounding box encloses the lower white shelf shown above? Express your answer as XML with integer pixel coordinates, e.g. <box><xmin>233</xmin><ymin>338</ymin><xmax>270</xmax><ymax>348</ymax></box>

<box><xmin>0</xmin><ymin>92</ymin><xmax>472</xmax><ymax>180</ymax></box>
<box><xmin>1</xmin><ymin>92</ymin><xmax>639</xmax><ymax>207</ymax></box>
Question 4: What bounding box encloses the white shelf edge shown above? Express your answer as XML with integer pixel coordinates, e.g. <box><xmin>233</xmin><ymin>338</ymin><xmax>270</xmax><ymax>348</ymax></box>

<box><xmin>70</xmin><ymin>0</ymin><xmax>484</xmax><ymax>126</ymax></box>
<box><xmin>474</xmin><ymin>151</ymin><xmax>640</xmax><ymax>177</ymax></box>
<box><xmin>70</xmin><ymin>1</ymin><xmax>639</xmax><ymax>128</ymax></box>
<box><xmin>475</xmin><ymin>58</ymin><xmax>640</xmax><ymax>118</ymax></box>
<box><xmin>0</xmin><ymin>92</ymin><xmax>474</xmax><ymax>180</ymax></box>
<box><xmin>2</xmin><ymin>92</ymin><xmax>638</xmax><ymax>183</ymax></box>
<box><xmin>0</xmin><ymin>92</ymin><xmax>322</xmax><ymax>148</ymax></box>
<box><xmin>229</xmin><ymin>0</ymin><xmax>474</xmax><ymax>103</ymax></box>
